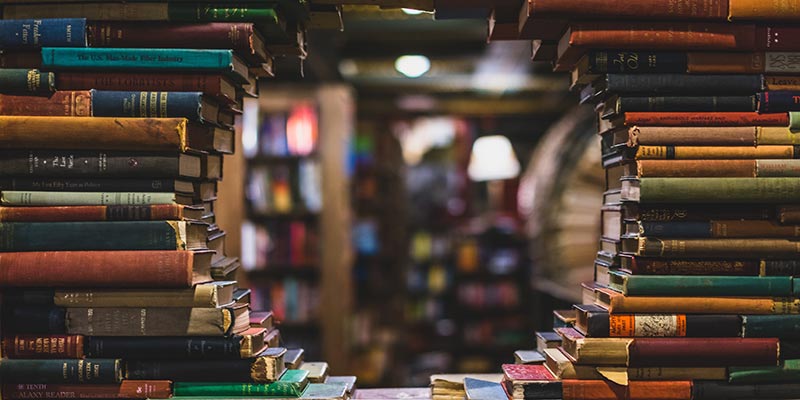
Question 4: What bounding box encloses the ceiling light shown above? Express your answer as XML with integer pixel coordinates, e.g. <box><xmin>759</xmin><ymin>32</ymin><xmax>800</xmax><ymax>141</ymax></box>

<box><xmin>402</xmin><ymin>8</ymin><xmax>425</xmax><ymax>15</ymax></box>
<box><xmin>468</xmin><ymin>135</ymin><xmax>520</xmax><ymax>182</ymax></box>
<box><xmin>395</xmin><ymin>55</ymin><xmax>430</xmax><ymax>78</ymax></box>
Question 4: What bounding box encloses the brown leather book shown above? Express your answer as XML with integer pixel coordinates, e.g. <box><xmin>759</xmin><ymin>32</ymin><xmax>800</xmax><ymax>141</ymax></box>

<box><xmin>0</xmin><ymin>91</ymin><xmax>90</xmax><ymax>116</ymax></box>
<box><xmin>0</xmin><ymin>250</ymin><xmax>212</xmax><ymax>288</ymax></box>
<box><xmin>629</xmin><ymin>338</ymin><xmax>779</xmax><ymax>367</ymax></box>
<box><xmin>635</xmin><ymin>145</ymin><xmax>796</xmax><ymax>160</ymax></box>
<box><xmin>556</xmin><ymin>22</ymin><xmax>760</xmax><ymax>71</ymax></box>
<box><xmin>597</xmin><ymin>289</ymin><xmax>800</xmax><ymax>314</ymax></box>
<box><xmin>622</xmin><ymin>112</ymin><xmax>789</xmax><ymax>127</ymax></box>
<box><xmin>630</xmin><ymin>159</ymin><xmax>800</xmax><ymax>178</ymax></box>
<box><xmin>0</xmin><ymin>116</ymin><xmax>230</xmax><ymax>153</ymax></box>
<box><xmin>87</xmin><ymin>22</ymin><xmax>268</xmax><ymax>65</ymax></box>
<box><xmin>0</xmin><ymin>205</ymin><xmax>205</xmax><ymax>222</ymax></box>
<box><xmin>729</xmin><ymin>0</ymin><xmax>800</xmax><ymax>20</ymax></box>
<box><xmin>627</xmin><ymin>126</ymin><xmax>800</xmax><ymax>147</ymax></box>
<box><xmin>2</xmin><ymin>334</ymin><xmax>84</xmax><ymax>358</ymax></box>
<box><xmin>66</xmin><ymin>307</ymin><xmax>236</xmax><ymax>336</ymax></box>
<box><xmin>562</xmin><ymin>380</ymin><xmax>691</xmax><ymax>400</ymax></box>
<box><xmin>56</xmin><ymin>72</ymin><xmax>239</xmax><ymax>105</ymax></box>
<box><xmin>2</xmin><ymin>381</ymin><xmax>172</xmax><ymax>399</ymax></box>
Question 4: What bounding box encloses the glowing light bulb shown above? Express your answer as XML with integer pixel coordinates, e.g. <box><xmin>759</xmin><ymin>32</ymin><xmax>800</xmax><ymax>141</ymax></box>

<box><xmin>395</xmin><ymin>55</ymin><xmax>431</xmax><ymax>78</ymax></box>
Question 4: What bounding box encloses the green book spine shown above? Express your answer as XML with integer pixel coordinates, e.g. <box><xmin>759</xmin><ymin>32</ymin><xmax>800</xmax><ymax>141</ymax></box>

<box><xmin>0</xmin><ymin>221</ymin><xmax>180</xmax><ymax>251</ymax></box>
<box><xmin>612</xmin><ymin>272</ymin><xmax>793</xmax><ymax>296</ymax></box>
<box><xmin>790</xmin><ymin>112</ymin><xmax>800</xmax><ymax>131</ymax></box>
<box><xmin>639</xmin><ymin>178</ymin><xmax>800</xmax><ymax>203</ymax></box>
<box><xmin>173</xmin><ymin>382</ymin><xmax>301</xmax><ymax>397</ymax></box>
<box><xmin>729</xmin><ymin>359</ymin><xmax>800</xmax><ymax>384</ymax></box>
<box><xmin>0</xmin><ymin>191</ymin><xmax>178</xmax><ymax>206</ymax></box>
<box><xmin>167</xmin><ymin>5</ymin><xmax>279</xmax><ymax>23</ymax></box>
<box><xmin>743</xmin><ymin>315</ymin><xmax>800</xmax><ymax>338</ymax></box>
<box><xmin>0</xmin><ymin>359</ymin><xmax>122</xmax><ymax>383</ymax></box>
<box><xmin>0</xmin><ymin>69</ymin><xmax>55</xmax><ymax>95</ymax></box>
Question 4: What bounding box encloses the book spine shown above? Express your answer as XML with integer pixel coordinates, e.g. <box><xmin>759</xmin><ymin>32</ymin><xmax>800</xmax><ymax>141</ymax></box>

<box><xmin>125</xmin><ymin>359</ymin><xmax>254</xmax><ymax>382</ymax></box>
<box><xmin>628</xmin><ymin>338</ymin><xmax>779</xmax><ymax>367</ymax></box>
<box><xmin>640</xmin><ymin>220</ymin><xmax>800</xmax><ymax>237</ymax></box>
<box><xmin>0</xmin><ymin>359</ymin><xmax>122</xmax><ymax>384</ymax></box>
<box><xmin>743</xmin><ymin>315</ymin><xmax>800</xmax><ymax>338</ymax></box>
<box><xmin>571</xmin><ymin>22</ymin><xmax>755</xmax><ymax>50</ymax></box>
<box><xmin>629</xmin><ymin>126</ymin><xmax>761</xmax><ymax>146</ymax></box>
<box><xmin>0</xmin><ymin>150</ymin><xmax>185</xmax><ymax>178</ymax></box>
<box><xmin>635</xmin><ymin>204</ymin><xmax>775</xmax><ymax>221</ymax></box>
<box><xmin>609</xmin><ymin>314</ymin><xmax>741</xmax><ymax>337</ymax></box>
<box><xmin>638</xmin><ymin>177</ymin><xmax>800</xmax><ymax>202</ymax></box>
<box><xmin>85</xmin><ymin>336</ymin><xmax>241</xmax><ymax>359</ymax></box>
<box><xmin>624</xmin><ymin>258</ymin><xmax>800</xmax><ymax>275</ymax></box>
<box><xmin>729</xmin><ymin>0</ymin><xmax>800</xmax><ymax>19</ymax></box>
<box><xmin>0</xmin><ymin>69</ymin><xmax>55</xmax><ymax>95</ymax></box>
<box><xmin>759</xmin><ymin>91</ymin><xmax>800</xmax><ymax>112</ymax></box>
<box><xmin>3</xmin><ymin>289</ymin><xmax>56</xmax><ymax>305</ymax></box>
<box><xmin>622</xmin><ymin>275</ymin><xmax>792</xmax><ymax>296</ymax></box>
<box><xmin>173</xmin><ymin>382</ymin><xmax>299</xmax><ymax>397</ymax></box>
<box><xmin>0</xmin><ymin>51</ymin><xmax>43</xmax><ymax>69</ymax></box>
<box><xmin>167</xmin><ymin>5</ymin><xmax>279</xmax><ymax>22</ymax></box>
<box><xmin>56</xmin><ymin>72</ymin><xmax>226</xmax><ymax>99</ymax></box>
<box><xmin>0</xmin><ymin>19</ymin><xmax>87</xmax><ymax>49</ymax></box>
<box><xmin>636</xmin><ymin>145</ymin><xmax>796</xmax><ymax>160</ymax></box>
<box><xmin>67</xmin><ymin>308</ymin><xmax>231</xmax><ymax>336</ymax></box>
<box><xmin>0</xmin><ymin>251</ymin><xmax>193</xmax><ymax>288</ymax></box>
<box><xmin>91</xmin><ymin>91</ymin><xmax>203</xmax><ymax>121</ymax></box>
<box><xmin>606</xmin><ymin>74</ymin><xmax>763</xmax><ymax>95</ymax></box>
<box><xmin>3</xmin><ymin>306</ymin><xmax>66</xmax><ymax>334</ymax></box>
<box><xmin>637</xmin><ymin>237</ymin><xmax>800</xmax><ymax>258</ymax></box>
<box><xmin>0</xmin><ymin>178</ymin><xmax>178</xmax><ymax>192</ymax></box>
<box><xmin>766</xmin><ymin>75</ymin><xmax>800</xmax><ymax>90</ymax></box>
<box><xmin>0</xmin><ymin>191</ymin><xmax>178</xmax><ymax>206</ymax></box>
<box><xmin>618</xmin><ymin>96</ymin><xmax>757</xmax><ymax>112</ymax></box>
<box><xmin>1</xmin><ymin>381</ymin><xmax>172</xmax><ymax>400</ymax></box>
<box><xmin>0</xmin><ymin>221</ymin><xmax>181</xmax><ymax>251</ymax></box>
<box><xmin>0</xmin><ymin>91</ymin><xmax>91</xmax><ymax>116</ymax></box>
<box><xmin>609</xmin><ymin>295</ymin><xmax>796</xmax><ymax>314</ymax></box>
<box><xmin>687</xmin><ymin>52</ymin><xmax>766</xmax><ymax>73</ymax></box>
<box><xmin>41</xmin><ymin>47</ymin><xmax>233</xmax><ymax>71</ymax></box>
<box><xmin>586</xmin><ymin>51</ymin><xmax>688</xmax><ymax>74</ymax></box>
<box><xmin>0</xmin><ymin>205</ymin><xmax>185</xmax><ymax>222</ymax></box>
<box><xmin>87</xmin><ymin>22</ymin><xmax>254</xmax><ymax>55</ymax></box>
<box><xmin>562</xmin><ymin>380</ymin><xmax>692</xmax><ymax>400</ymax></box>
<box><xmin>624</xmin><ymin>112</ymin><xmax>789</xmax><ymax>126</ymax></box>
<box><xmin>636</xmin><ymin>160</ymin><xmax>759</xmax><ymax>177</ymax></box>
<box><xmin>1</xmin><ymin>3</ymin><xmax>169</xmax><ymax>20</ymax></box>
<box><xmin>533</xmin><ymin>0</ymin><xmax>728</xmax><ymax>18</ymax></box>
<box><xmin>0</xmin><ymin>116</ymin><xmax>188</xmax><ymax>152</ymax></box>
<box><xmin>692</xmin><ymin>381</ymin><xmax>800</xmax><ymax>400</ymax></box>
<box><xmin>2</xmin><ymin>334</ymin><xmax>84</xmax><ymax>358</ymax></box>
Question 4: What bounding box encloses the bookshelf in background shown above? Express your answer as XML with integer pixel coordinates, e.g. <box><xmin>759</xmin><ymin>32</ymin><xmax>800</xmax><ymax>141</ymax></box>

<box><xmin>240</xmin><ymin>85</ymin><xmax>354</xmax><ymax>372</ymax></box>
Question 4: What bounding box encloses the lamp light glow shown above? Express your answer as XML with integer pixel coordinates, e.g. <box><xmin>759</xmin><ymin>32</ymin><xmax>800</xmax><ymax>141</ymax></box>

<box><xmin>395</xmin><ymin>55</ymin><xmax>431</xmax><ymax>78</ymax></box>
<box><xmin>402</xmin><ymin>8</ymin><xmax>425</xmax><ymax>15</ymax></box>
<box><xmin>467</xmin><ymin>135</ymin><xmax>520</xmax><ymax>182</ymax></box>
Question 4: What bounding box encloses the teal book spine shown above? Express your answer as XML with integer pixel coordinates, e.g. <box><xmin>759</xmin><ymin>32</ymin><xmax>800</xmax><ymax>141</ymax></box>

<box><xmin>41</xmin><ymin>48</ymin><xmax>233</xmax><ymax>71</ymax></box>
<box><xmin>611</xmin><ymin>271</ymin><xmax>793</xmax><ymax>296</ymax></box>
<box><xmin>0</xmin><ymin>359</ymin><xmax>122</xmax><ymax>383</ymax></box>
<box><xmin>0</xmin><ymin>69</ymin><xmax>55</xmax><ymax>95</ymax></box>
<box><xmin>0</xmin><ymin>221</ymin><xmax>179</xmax><ymax>251</ymax></box>
<box><xmin>729</xmin><ymin>360</ymin><xmax>800</xmax><ymax>384</ymax></box>
<box><xmin>743</xmin><ymin>315</ymin><xmax>800</xmax><ymax>339</ymax></box>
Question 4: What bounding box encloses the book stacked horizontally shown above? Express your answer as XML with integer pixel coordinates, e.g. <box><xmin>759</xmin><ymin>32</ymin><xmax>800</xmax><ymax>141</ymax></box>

<box><xmin>512</xmin><ymin>0</ymin><xmax>800</xmax><ymax>399</ymax></box>
<box><xmin>0</xmin><ymin>3</ymin><xmax>348</xmax><ymax>400</ymax></box>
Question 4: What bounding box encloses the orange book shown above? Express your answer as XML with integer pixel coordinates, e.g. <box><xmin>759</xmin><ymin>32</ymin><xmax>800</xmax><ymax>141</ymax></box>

<box><xmin>562</xmin><ymin>380</ymin><xmax>691</xmax><ymax>400</ymax></box>
<box><xmin>729</xmin><ymin>0</ymin><xmax>800</xmax><ymax>20</ymax></box>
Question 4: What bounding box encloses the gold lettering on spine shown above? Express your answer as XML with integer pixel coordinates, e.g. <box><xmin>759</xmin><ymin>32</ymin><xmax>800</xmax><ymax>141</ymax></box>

<box><xmin>26</xmin><ymin>70</ymin><xmax>41</xmax><ymax>92</ymax></box>
<box><xmin>149</xmin><ymin>92</ymin><xmax>157</xmax><ymax>117</ymax></box>
<box><xmin>160</xmin><ymin>92</ymin><xmax>168</xmax><ymax>117</ymax></box>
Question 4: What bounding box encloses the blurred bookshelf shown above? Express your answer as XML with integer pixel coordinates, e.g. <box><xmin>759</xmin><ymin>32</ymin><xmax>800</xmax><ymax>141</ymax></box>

<box><xmin>240</xmin><ymin>85</ymin><xmax>355</xmax><ymax>372</ymax></box>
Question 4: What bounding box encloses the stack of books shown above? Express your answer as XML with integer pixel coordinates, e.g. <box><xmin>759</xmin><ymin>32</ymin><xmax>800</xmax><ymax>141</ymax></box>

<box><xmin>507</xmin><ymin>0</ymin><xmax>800</xmax><ymax>399</ymax></box>
<box><xmin>0</xmin><ymin>3</ymin><xmax>348</xmax><ymax>400</ymax></box>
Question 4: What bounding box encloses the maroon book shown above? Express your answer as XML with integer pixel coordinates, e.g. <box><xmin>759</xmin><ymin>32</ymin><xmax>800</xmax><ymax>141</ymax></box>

<box><xmin>628</xmin><ymin>338</ymin><xmax>779</xmax><ymax>367</ymax></box>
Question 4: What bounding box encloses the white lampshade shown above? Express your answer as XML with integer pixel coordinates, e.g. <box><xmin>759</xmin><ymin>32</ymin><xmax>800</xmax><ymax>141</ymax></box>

<box><xmin>467</xmin><ymin>135</ymin><xmax>520</xmax><ymax>182</ymax></box>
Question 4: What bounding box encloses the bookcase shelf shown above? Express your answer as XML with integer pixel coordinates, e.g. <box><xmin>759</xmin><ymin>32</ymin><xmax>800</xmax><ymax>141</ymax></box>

<box><xmin>248</xmin><ymin>211</ymin><xmax>320</xmax><ymax>221</ymax></box>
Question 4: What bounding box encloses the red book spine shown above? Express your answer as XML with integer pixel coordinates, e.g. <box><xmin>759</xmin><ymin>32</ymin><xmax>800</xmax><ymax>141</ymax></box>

<box><xmin>626</xmin><ymin>257</ymin><xmax>761</xmax><ymax>275</ymax></box>
<box><xmin>629</xmin><ymin>338</ymin><xmax>779</xmax><ymax>367</ymax></box>
<box><xmin>533</xmin><ymin>0</ymin><xmax>728</xmax><ymax>19</ymax></box>
<box><xmin>2</xmin><ymin>381</ymin><xmax>172</xmax><ymax>399</ymax></box>
<box><xmin>87</xmin><ymin>22</ymin><xmax>257</xmax><ymax>61</ymax></box>
<box><xmin>0</xmin><ymin>251</ymin><xmax>193</xmax><ymax>288</ymax></box>
<box><xmin>0</xmin><ymin>205</ymin><xmax>184</xmax><ymax>222</ymax></box>
<box><xmin>624</xmin><ymin>112</ymin><xmax>789</xmax><ymax>127</ymax></box>
<box><xmin>56</xmin><ymin>72</ymin><xmax>228</xmax><ymax>101</ymax></box>
<box><xmin>0</xmin><ymin>91</ymin><xmax>91</xmax><ymax>117</ymax></box>
<box><xmin>562</xmin><ymin>380</ymin><xmax>691</xmax><ymax>400</ymax></box>
<box><xmin>2</xmin><ymin>335</ymin><xmax>84</xmax><ymax>359</ymax></box>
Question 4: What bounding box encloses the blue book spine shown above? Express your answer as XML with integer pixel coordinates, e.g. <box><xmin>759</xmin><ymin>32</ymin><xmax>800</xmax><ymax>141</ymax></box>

<box><xmin>91</xmin><ymin>90</ymin><xmax>203</xmax><ymax>121</ymax></box>
<box><xmin>759</xmin><ymin>91</ymin><xmax>800</xmax><ymax>113</ymax></box>
<box><xmin>0</xmin><ymin>221</ymin><xmax>178</xmax><ymax>252</ymax></box>
<box><xmin>41</xmin><ymin>47</ymin><xmax>233</xmax><ymax>71</ymax></box>
<box><xmin>639</xmin><ymin>221</ymin><xmax>712</xmax><ymax>238</ymax></box>
<box><xmin>0</xmin><ymin>19</ymin><xmax>87</xmax><ymax>49</ymax></box>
